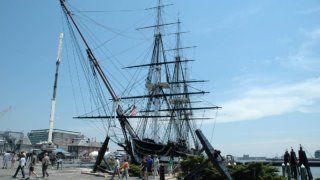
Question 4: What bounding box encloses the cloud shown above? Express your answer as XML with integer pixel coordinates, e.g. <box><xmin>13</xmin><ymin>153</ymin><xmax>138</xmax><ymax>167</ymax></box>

<box><xmin>196</xmin><ymin>6</ymin><xmax>262</xmax><ymax>35</ymax></box>
<box><xmin>217</xmin><ymin>77</ymin><xmax>320</xmax><ymax>123</ymax></box>
<box><xmin>279</xmin><ymin>28</ymin><xmax>320</xmax><ymax>71</ymax></box>
<box><xmin>297</xmin><ymin>6</ymin><xmax>320</xmax><ymax>15</ymax></box>
<box><xmin>216</xmin><ymin>6</ymin><xmax>261</xmax><ymax>29</ymax></box>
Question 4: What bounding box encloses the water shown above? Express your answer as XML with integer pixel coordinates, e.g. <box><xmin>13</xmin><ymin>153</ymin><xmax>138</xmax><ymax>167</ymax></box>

<box><xmin>278</xmin><ymin>167</ymin><xmax>320</xmax><ymax>178</ymax></box>
<box><xmin>310</xmin><ymin>167</ymin><xmax>320</xmax><ymax>178</ymax></box>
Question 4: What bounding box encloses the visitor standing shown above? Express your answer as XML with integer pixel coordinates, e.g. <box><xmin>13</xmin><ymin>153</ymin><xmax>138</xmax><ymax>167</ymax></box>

<box><xmin>122</xmin><ymin>159</ymin><xmax>129</xmax><ymax>179</ymax></box>
<box><xmin>290</xmin><ymin>148</ymin><xmax>298</xmax><ymax>179</ymax></box>
<box><xmin>298</xmin><ymin>145</ymin><xmax>313</xmax><ymax>179</ymax></box>
<box><xmin>140</xmin><ymin>156</ymin><xmax>148</xmax><ymax>180</ymax></box>
<box><xmin>57</xmin><ymin>157</ymin><xmax>63</xmax><ymax>170</ymax></box>
<box><xmin>168</xmin><ymin>156</ymin><xmax>173</xmax><ymax>175</ymax></box>
<box><xmin>2</xmin><ymin>151</ymin><xmax>11</xmax><ymax>169</ymax></box>
<box><xmin>12</xmin><ymin>152</ymin><xmax>26</xmax><ymax>178</ymax></box>
<box><xmin>146</xmin><ymin>155</ymin><xmax>153</xmax><ymax>178</ymax></box>
<box><xmin>153</xmin><ymin>155</ymin><xmax>159</xmax><ymax>178</ymax></box>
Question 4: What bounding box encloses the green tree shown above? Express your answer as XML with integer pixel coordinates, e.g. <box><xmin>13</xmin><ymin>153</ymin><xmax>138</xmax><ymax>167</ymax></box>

<box><xmin>179</xmin><ymin>156</ymin><xmax>284</xmax><ymax>180</ymax></box>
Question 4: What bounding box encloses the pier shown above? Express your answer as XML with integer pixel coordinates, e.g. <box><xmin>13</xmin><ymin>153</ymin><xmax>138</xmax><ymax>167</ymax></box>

<box><xmin>236</xmin><ymin>158</ymin><xmax>320</xmax><ymax>167</ymax></box>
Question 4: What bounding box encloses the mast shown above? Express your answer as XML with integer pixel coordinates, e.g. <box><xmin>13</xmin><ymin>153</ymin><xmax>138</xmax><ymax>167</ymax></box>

<box><xmin>140</xmin><ymin>0</ymin><xmax>173</xmax><ymax>143</ymax></box>
<box><xmin>152</xmin><ymin>0</ymin><xmax>162</xmax><ymax>142</ymax></box>
<box><xmin>48</xmin><ymin>32</ymin><xmax>63</xmax><ymax>143</ymax></box>
<box><xmin>59</xmin><ymin>0</ymin><xmax>138</xmax><ymax>139</ymax></box>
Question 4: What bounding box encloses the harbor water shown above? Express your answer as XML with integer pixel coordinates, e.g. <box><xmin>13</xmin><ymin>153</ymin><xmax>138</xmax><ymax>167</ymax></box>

<box><xmin>278</xmin><ymin>167</ymin><xmax>320</xmax><ymax>178</ymax></box>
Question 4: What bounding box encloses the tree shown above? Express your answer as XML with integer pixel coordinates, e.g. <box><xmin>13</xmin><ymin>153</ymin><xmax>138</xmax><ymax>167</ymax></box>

<box><xmin>179</xmin><ymin>156</ymin><xmax>284</xmax><ymax>180</ymax></box>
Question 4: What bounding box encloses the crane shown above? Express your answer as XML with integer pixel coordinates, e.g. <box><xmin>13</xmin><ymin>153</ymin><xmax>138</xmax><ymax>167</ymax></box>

<box><xmin>0</xmin><ymin>106</ymin><xmax>12</xmax><ymax>119</ymax></box>
<box><xmin>48</xmin><ymin>33</ymin><xmax>63</xmax><ymax>143</ymax></box>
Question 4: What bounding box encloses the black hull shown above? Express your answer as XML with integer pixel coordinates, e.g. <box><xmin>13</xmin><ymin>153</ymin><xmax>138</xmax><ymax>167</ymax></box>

<box><xmin>132</xmin><ymin>138</ymin><xmax>189</xmax><ymax>158</ymax></box>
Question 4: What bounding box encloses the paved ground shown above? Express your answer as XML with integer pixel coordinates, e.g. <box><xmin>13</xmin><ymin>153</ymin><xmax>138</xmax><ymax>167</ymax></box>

<box><xmin>1</xmin><ymin>166</ymin><xmax>104</xmax><ymax>180</ymax></box>
<box><xmin>0</xmin><ymin>159</ymin><xmax>177</xmax><ymax>180</ymax></box>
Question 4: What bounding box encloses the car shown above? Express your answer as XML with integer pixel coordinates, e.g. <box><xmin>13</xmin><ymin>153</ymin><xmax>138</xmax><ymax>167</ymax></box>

<box><xmin>53</xmin><ymin>148</ymin><xmax>75</xmax><ymax>159</ymax></box>
<box><xmin>37</xmin><ymin>148</ymin><xmax>75</xmax><ymax>162</ymax></box>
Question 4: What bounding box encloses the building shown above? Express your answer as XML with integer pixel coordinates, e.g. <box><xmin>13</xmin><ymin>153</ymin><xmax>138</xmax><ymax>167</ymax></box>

<box><xmin>68</xmin><ymin>138</ymin><xmax>102</xmax><ymax>157</ymax></box>
<box><xmin>28</xmin><ymin>129</ymin><xmax>84</xmax><ymax>150</ymax></box>
<box><xmin>236</xmin><ymin>154</ymin><xmax>267</xmax><ymax>163</ymax></box>
<box><xmin>315</xmin><ymin>150</ymin><xmax>320</xmax><ymax>158</ymax></box>
<box><xmin>0</xmin><ymin>131</ymin><xmax>32</xmax><ymax>153</ymax></box>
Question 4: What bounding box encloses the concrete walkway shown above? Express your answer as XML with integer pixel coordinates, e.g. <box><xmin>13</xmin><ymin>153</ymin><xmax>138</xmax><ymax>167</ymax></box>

<box><xmin>0</xmin><ymin>160</ymin><xmax>177</xmax><ymax>180</ymax></box>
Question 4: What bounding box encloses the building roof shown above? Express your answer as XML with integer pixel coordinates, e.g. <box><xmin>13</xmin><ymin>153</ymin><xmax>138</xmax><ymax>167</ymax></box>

<box><xmin>69</xmin><ymin>139</ymin><xmax>101</xmax><ymax>148</ymax></box>
<box><xmin>21</xmin><ymin>135</ymin><xmax>32</xmax><ymax>145</ymax></box>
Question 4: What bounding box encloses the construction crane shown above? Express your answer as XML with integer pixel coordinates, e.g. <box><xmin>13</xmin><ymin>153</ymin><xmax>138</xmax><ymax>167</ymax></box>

<box><xmin>0</xmin><ymin>106</ymin><xmax>12</xmax><ymax>119</ymax></box>
<box><xmin>48</xmin><ymin>33</ymin><xmax>63</xmax><ymax>143</ymax></box>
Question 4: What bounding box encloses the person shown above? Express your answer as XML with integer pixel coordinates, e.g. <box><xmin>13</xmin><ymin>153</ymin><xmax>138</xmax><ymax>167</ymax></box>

<box><xmin>290</xmin><ymin>148</ymin><xmax>298</xmax><ymax>179</ymax></box>
<box><xmin>12</xmin><ymin>152</ymin><xmax>26</xmax><ymax>178</ymax></box>
<box><xmin>153</xmin><ymin>155</ymin><xmax>159</xmax><ymax>178</ymax></box>
<box><xmin>42</xmin><ymin>152</ymin><xmax>50</xmax><ymax>178</ymax></box>
<box><xmin>140</xmin><ymin>156</ymin><xmax>148</xmax><ymax>180</ymax></box>
<box><xmin>298</xmin><ymin>145</ymin><xmax>313</xmax><ymax>179</ymax></box>
<box><xmin>11</xmin><ymin>152</ymin><xmax>16</xmax><ymax>169</ymax></box>
<box><xmin>146</xmin><ymin>155</ymin><xmax>153</xmax><ymax>178</ymax></box>
<box><xmin>122</xmin><ymin>158</ymin><xmax>129</xmax><ymax>179</ymax></box>
<box><xmin>57</xmin><ymin>157</ymin><xmax>63</xmax><ymax>170</ymax></box>
<box><xmin>112</xmin><ymin>157</ymin><xmax>121</xmax><ymax>180</ymax></box>
<box><xmin>283</xmin><ymin>149</ymin><xmax>290</xmax><ymax>166</ymax></box>
<box><xmin>50</xmin><ymin>153</ymin><xmax>56</xmax><ymax>167</ymax></box>
<box><xmin>25</xmin><ymin>151</ymin><xmax>39</xmax><ymax>180</ymax></box>
<box><xmin>2</xmin><ymin>151</ymin><xmax>11</xmax><ymax>169</ymax></box>
<box><xmin>168</xmin><ymin>156</ymin><xmax>173</xmax><ymax>175</ymax></box>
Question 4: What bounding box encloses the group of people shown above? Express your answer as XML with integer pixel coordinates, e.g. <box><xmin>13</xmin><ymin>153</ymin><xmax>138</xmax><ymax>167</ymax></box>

<box><xmin>3</xmin><ymin>151</ymin><xmax>53</xmax><ymax>179</ymax></box>
<box><xmin>112</xmin><ymin>157</ymin><xmax>129</xmax><ymax>180</ymax></box>
<box><xmin>283</xmin><ymin>145</ymin><xmax>313</xmax><ymax>179</ymax></box>
<box><xmin>111</xmin><ymin>154</ymin><xmax>176</xmax><ymax>180</ymax></box>
<box><xmin>140</xmin><ymin>155</ymin><xmax>162</xmax><ymax>180</ymax></box>
<box><xmin>2</xmin><ymin>151</ymin><xmax>16</xmax><ymax>169</ymax></box>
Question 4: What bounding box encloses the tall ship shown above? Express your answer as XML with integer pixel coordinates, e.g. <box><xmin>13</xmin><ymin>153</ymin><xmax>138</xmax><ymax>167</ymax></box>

<box><xmin>59</xmin><ymin>0</ymin><xmax>220</xmax><ymax>164</ymax></box>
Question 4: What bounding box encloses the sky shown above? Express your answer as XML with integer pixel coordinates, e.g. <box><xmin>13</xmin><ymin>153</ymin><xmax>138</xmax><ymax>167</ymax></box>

<box><xmin>1</xmin><ymin>0</ymin><xmax>320</xmax><ymax>158</ymax></box>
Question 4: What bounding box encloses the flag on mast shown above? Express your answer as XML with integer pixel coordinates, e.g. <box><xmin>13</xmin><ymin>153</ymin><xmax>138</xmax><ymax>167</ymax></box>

<box><xmin>130</xmin><ymin>104</ymin><xmax>138</xmax><ymax>116</ymax></box>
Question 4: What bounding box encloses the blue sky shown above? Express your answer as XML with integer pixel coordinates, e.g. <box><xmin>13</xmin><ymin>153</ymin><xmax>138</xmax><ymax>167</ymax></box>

<box><xmin>1</xmin><ymin>0</ymin><xmax>320</xmax><ymax>157</ymax></box>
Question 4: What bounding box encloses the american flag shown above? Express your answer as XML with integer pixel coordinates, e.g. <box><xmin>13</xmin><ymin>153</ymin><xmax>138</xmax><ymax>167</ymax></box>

<box><xmin>130</xmin><ymin>104</ymin><xmax>138</xmax><ymax>116</ymax></box>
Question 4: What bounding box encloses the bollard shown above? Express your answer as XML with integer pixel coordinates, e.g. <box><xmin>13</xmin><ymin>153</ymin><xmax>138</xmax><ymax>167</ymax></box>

<box><xmin>287</xmin><ymin>163</ymin><xmax>291</xmax><ymax>179</ymax></box>
<box><xmin>159</xmin><ymin>164</ymin><xmax>165</xmax><ymax>180</ymax></box>
<box><xmin>282</xmin><ymin>163</ymin><xmax>286</xmax><ymax>177</ymax></box>
<box><xmin>300</xmin><ymin>165</ymin><xmax>307</xmax><ymax>180</ymax></box>
<box><xmin>306</xmin><ymin>166</ymin><xmax>313</xmax><ymax>180</ymax></box>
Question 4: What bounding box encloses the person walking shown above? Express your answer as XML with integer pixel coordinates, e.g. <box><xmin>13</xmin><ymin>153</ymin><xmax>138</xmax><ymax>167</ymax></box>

<box><xmin>11</xmin><ymin>152</ymin><xmax>16</xmax><ymax>169</ymax></box>
<box><xmin>42</xmin><ymin>152</ymin><xmax>50</xmax><ymax>178</ymax></box>
<box><xmin>12</xmin><ymin>152</ymin><xmax>26</xmax><ymax>178</ymax></box>
<box><xmin>2</xmin><ymin>151</ymin><xmax>11</xmax><ymax>169</ymax></box>
<box><xmin>25</xmin><ymin>151</ymin><xmax>39</xmax><ymax>180</ymax></box>
<box><xmin>111</xmin><ymin>157</ymin><xmax>121</xmax><ymax>180</ymax></box>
